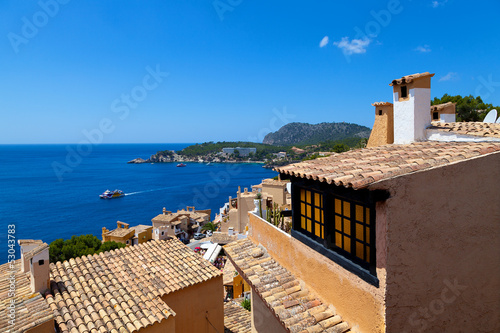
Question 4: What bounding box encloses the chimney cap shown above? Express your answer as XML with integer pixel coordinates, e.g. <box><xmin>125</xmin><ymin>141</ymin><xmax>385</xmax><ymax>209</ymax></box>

<box><xmin>372</xmin><ymin>102</ymin><xmax>393</xmax><ymax>106</ymax></box>
<box><xmin>389</xmin><ymin>72</ymin><xmax>435</xmax><ymax>86</ymax></box>
<box><xmin>24</xmin><ymin>243</ymin><xmax>49</xmax><ymax>261</ymax></box>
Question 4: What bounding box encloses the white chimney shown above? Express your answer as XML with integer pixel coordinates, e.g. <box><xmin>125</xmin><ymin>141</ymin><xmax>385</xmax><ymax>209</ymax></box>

<box><xmin>390</xmin><ymin>72</ymin><xmax>435</xmax><ymax>144</ymax></box>
<box><xmin>18</xmin><ymin>240</ymin><xmax>50</xmax><ymax>293</ymax></box>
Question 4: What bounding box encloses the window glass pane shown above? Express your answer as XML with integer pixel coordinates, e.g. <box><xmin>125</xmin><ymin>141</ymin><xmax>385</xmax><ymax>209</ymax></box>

<box><xmin>306</xmin><ymin>205</ymin><xmax>311</xmax><ymax>218</ymax></box>
<box><xmin>335</xmin><ymin>199</ymin><xmax>341</xmax><ymax>214</ymax></box>
<box><xmin>315</xmin><ymin>192</ymin><xmax>321</xmax><ymax>206</ymax></box>
<box><xmin>335</xmin><ymin>233</ymin><xmax>342</xmax><ymax>247</ymax></box>
<box><xmin>366</xmin><ymin>208</ymin><xmax>370</xmax><ymax>224</ymax></box>
<box><xmin>343</xmin><ymin>236</ymin><xmax>351</xmax><ymax>253</ymax></box>
<box><xmin>306</xmin><ymin>219</ymin><xmax>312</xmax><ymax>232</ymax></box>
<box><xmin>365</xmin><ymin>227</ymin><xmax>370</xmax><ymax>244</ymax></box>
<box><xmin>301</xmin><ymin>203</ymin><xmax>305</xmax><ymax>215</ymax></box>
<box><xmin>321</xmin><ymin>210</ymin><xmax>324</xmax><ymax>223</ymax></box>
<box><xmin>343</xmin><ymin>219</ymin><xmax>351</xmax><ymax>235</ymax></box>
<box><xmin>306</xmin><ymin>190</ymin><xmax>311</xmax><ymax>203</ymax></box>
<box><xmin>301</xmin><ymin>216</ymin><xmax>306</xmax><ymax>229</ymax></box>
<box><xmin>356</xmin><ymin>242</ymin><xmax>364</xmax><ymax>260</ymax></box>
<box><xmin>315</xmin><ymin>208</ymin><xmax>321</xmax><ymax>222</ymax></box>
<box><xmin>343</xmin><ymin>201</ymin><xmax>350</xmax><ymax>217</ymax></box>
<box><xmin>301</xmin><ymin>189</ymin><xmax>305</xmax><ymax>201</ymax></box>
<box><xmin>356</xmin><ymin>205</ymin><xmax>364</xmax><ymax>222</ymax></box>
<box><xmin>315</xmin><ymin>223</ymin><xmax>321</xmax><ymax>237</ymax></box>
<box><xmin>321</xmin><ymin>226</ymin><xmax>324</xmax><ymax>239</ymax></box>
<box><xmin>356</xmin><ymin>223</ymin><xmax>364</xmax><ymax>241</ymax></box>
<box><xmin>335</xmin><ymin>216</ymin><xmax>342</xmax><ymax>231</ymax></box>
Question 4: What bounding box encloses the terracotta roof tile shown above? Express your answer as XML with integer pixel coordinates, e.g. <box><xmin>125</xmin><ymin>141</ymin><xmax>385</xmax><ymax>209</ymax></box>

<box><xmin>47</xmin><ymin>238</ymin><xmax>221</xmax><ymax>333</ymax></box>
<box><xmin>429</xmin><ymin>121</ymin><xmax>500</xmax><ymax>138</ymax></box>
<box><xmin>224</xmin><ymin>239</ymin><xmax>350</xmax><ymax>333</ymax></box>
<box><xmin>0</xmin><ymin>260</ymin><xmax>54</xmax><ymax>333</ymax></box>
<box><xmin>224</xmin><ymin>301</ymin><xmax>251</xmax><ymax>333</ymax></box>
<box><xmin>389</xmin><ymin>72</ymin><xmax>434</xmax><ymax>86</ymax></box>
<box><xmin>275</xmin><ymin>141</ymin><xmax>500</xmax><ymax>189</ymax></box>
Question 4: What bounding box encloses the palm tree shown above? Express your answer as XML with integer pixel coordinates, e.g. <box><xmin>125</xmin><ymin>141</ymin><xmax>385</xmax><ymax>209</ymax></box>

<box><xmin>201</xmin><ymin>222</ymin><xmax>219</xmax><ymax>232</ymax></box>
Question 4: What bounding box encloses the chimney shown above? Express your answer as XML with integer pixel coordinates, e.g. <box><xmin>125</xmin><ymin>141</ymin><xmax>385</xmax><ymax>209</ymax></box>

<box><xmin>163</xmin><ymin>207</ymin><xmax>167</xmax><ymax>215</ymax></box>
<box><xmin>390</xmin><ymin>72</ymin><xmax>435</xmax><ymax>144</ymax></box>
<box><xmin>18</xmin><ymin>240</ymin><xmax>50</xmax><ymax>293</ymax></box>
<box><xmin>367</xmin><ymin>102</ymin><xmax>394</xmax><ymax>148</ymax></box>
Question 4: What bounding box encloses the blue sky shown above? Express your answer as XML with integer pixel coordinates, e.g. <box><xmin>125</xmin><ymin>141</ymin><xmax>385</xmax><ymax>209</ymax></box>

<box><xmin>1</xmin><ymin>0</ymin><xmax>499</xmax><ymax>144</ymax></box>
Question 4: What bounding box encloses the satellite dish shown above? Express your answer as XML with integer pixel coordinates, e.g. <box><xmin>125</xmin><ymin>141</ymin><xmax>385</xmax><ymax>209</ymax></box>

<box><xmin>483</xmin><ymin>109</ymin><xmax>497</xmax><ymax>123</ymax></box>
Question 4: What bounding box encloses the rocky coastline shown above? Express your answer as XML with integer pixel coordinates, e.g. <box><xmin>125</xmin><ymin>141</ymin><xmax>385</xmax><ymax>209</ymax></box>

<box><xmin>128</xmin><ymin>152</ymin><xmax>265</xmax><ymax>165</ymax></box>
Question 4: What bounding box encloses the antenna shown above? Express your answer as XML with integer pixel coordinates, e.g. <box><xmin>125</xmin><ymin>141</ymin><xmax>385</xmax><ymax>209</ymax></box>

<box><xmin>483</xmin><ymin>109</ymin><xmax>498</xmax><ymax>123</ymax></box>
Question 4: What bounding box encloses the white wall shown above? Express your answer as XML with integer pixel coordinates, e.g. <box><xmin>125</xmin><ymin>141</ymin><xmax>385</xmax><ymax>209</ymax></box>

<box><xmin>393</xmin><ymin>88</ymin><xmax>431</xmax><ymax>144</ymax></box>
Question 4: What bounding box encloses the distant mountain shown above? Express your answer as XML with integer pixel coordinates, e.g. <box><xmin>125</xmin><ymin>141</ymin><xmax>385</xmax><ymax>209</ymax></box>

<box><xmin>263</xmin><ymin>122</ymin><xmax>371</xmax><ymax>146</ymax></box>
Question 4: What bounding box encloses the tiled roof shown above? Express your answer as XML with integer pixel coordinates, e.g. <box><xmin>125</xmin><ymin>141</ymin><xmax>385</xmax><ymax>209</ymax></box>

<box><xmin>153</xmin><ymin>210</ymin><xmax>208</xmax><ymax>223</ymax></box>
<box><xmin>429</xmin><ymin>122</ymin><xmax>500</xmax><ymax>138</ymax></box>
<box><xmin>225</xmin><ymin>239</ymin><xmax>351</xmax><ymax>333</ymax></box>
<box><xmin>24</xmin><ymin>242</ymin><xmax>49</xmax><ymax>260</ymax></box>
<box><xmin>206</xmin><ymin>233</ymin><xmax>239</xmax><ymax>245</ymax></box>
<box><xmin>46</xmin><ymin>238</ymin><xmax>221</xmax><ymax>333</ymax></box>
<box><xmin>430</xmin><ymin>102</ymin><xmax>455</xmax><ymax>111</ymax></box>
<box><xmin>389</xmin><ymin>72</ymin><xmax>434</xmax><ymax>86</ymax></box>
<box><xmin>18</xmin><ymin>239</ymin><xmax>44</xmax><ymax>246</ymax></box>
<box><xmin>224</xmin><ymin>301</ymin><xmax>251</xmax><ymax>333</ymax></box>
<box><xmin>0</xmin><ymin>260</ymin><xmax>54</xmax><ymax>333</ymax></box>
<box><xmin>371</xmin><ymin>102</ymin><xmax>393</xmax><ymax>106</ymax></box>
<box><xmin>105</xmin><ymin>227</ymin><xmax>135</xmax><ymax>238</ymax></box>
<box><xmin>275</xmin><ymin>141</ymin><xmax>500</xmax><ymax>189</ymax></box>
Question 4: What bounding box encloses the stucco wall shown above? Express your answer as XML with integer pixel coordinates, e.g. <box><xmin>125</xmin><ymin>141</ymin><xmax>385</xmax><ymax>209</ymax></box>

<box><xmin>370</xmin><ymin>152</ymin><xmax>500</xmax><ymax>332</ymax></box>
<box><xmin>393</xmin><ymin>88</ymin><xmax>431</xmax><ymax>144</ymax></box>
<box><xmin>262</xmin><ymin>183</ymin><xmax>287</xmax><ymax>206</ymax></box>
<box><xmin>248</xmin><ymin>213</ymin><xmax>386</xmax><ymax>333</ymax></box>
<box><xmin>251</xmin><ymin>289</ymin><xmax>288</xmax><ymax>333</ymax></box>
<box><xmin>161</xmin><ymin>275</ymin><xmax>224</xmax><ymax>333</ymax></box>
<box><xmin>367</xmin><ymin>105</ymin><xmax>394</xmax><ymax>148</ymax></box>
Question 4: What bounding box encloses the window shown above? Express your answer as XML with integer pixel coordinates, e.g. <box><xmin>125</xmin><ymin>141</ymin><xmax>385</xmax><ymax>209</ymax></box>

<box><xmin>293</xmin><ymin>184</ymin><xmax>377</xmax><ymax>278</ymax></box>
<box><xmin>298</xmin><ymin>189</ymin><xmax>324</xmax><ymax>240</ymax></box>
<box><xmin>161</xmin><ymin>231</ymin><xmax>165</xmax><ymax>236</ymax></box>
<box><xmin>433</xmin><ymin>112</ymin><xmax>439</xmax><ymax>120</ymax></box>
<box><xmin>378</xmin><ymin>110</ymin><xmax>383</xmax><ymax>116</ymax></box>
<box><xmin>333</xmin><ymin>198</ymin><xmax>372</xmax><ymax>264</ymax></box>
<box><xmin>38</xmin><ymin>259</ymin><xmax>45</xmax><ymax>265</ymax></box>
<box><xmin>400</xmin><ymin>85</ymin><xmax>408</xmax><ymax>98</ymax></box>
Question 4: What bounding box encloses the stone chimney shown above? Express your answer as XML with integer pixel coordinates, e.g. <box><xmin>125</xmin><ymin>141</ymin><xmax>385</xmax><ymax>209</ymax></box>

<box><xmin>18</xmin><ymin>240</ymin><xmax>50</xmax><ymax>293</ymax></box>
<box><xmin>389</xmin><ymin>72</ymin><xmax>435</xmax><ymax>144</ymax></box>
<box><xmin>367</xmin><ymin>102</ymin><xmax>394</xmax><ymax>148</ymax></box>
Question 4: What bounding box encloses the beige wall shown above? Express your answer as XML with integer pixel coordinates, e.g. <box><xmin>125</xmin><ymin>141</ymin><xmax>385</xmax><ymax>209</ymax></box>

<box><xmin>30</xmin><ymin>251</ymin><xmax>50</xmax><ymax>293</ymax></box>
<box><xmin>137</xmin><ymin>227</ymin><xmax>153</xmax><ymax>244</ymax></box>
<box><xmin>261</xmin><ymin>183</ymin><xmax>287</xmax><ymax>206</ymax></box>
<box><xmin>370</xmin><ymin>152</ymin><xmax>500</xmax><ymax>333</ymax></box>
<box><xmin>238</xmin><ymin>195</ymin><xmax>256</xmax><ymax>232</ymax></box>
<box><xmin>367</xmin><ymin>104</ymin><xmax>394</xmax><ymax>148</ymax></box>
<box><xmin>161</xmin><ymin>275</ymin><xmax>224</xmax><ymax>333</ymax></box>
<box><xmin>247</xmin><ymin>213</ymin><xmax>386</xmax><ymax>333</ymax></box>
<box><xmin>26</xmin><ymin>319</ymin><xmax>55</xmax><ymax>333</ymax></box>
<box><xmin>251</xmin><ymin>289</ymin><xmax>288</xmax><ymax>333</ymax></box>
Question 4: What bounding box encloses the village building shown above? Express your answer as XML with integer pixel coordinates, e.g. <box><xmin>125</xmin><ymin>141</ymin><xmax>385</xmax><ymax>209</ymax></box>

<box><xmin>224</xmin><ymin>72</ymin><xmax>500</xmax><ymax>333</ymax></box>
<box><xmin>222</xmin><ymin>147</ymin><xmax>257</xmax><ymax>157</ymax></box>
<box><xmin>152</xmin><ymin>206</ymin><xmax>210</xmax><ymax>240</ymax></box>
<box><xmin>1</xmin><ymin>238</ymin><xmax>224</xmax><ymax>333</ymax></box>
<box><xmin>219</xmin><ymin>180</ymin><xmax>291</xmax><ymax>234</ymax></box>
<box><xmin>101</xmin><ymin>221</ymin><xmax>153</xmax><ymax>246</ymax></box>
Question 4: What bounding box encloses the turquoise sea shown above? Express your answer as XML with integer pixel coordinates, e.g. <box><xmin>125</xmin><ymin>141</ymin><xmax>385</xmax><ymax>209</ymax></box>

<box><xmin>0</xmin><ymin>144</ymin><xmax>277</xmax><ymax>263</ymax></box>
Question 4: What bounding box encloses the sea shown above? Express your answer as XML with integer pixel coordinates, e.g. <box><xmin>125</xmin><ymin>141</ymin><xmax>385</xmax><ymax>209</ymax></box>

<box><xmin>0</xmin><ymin>144</ymin><xmax>277</xmax><ymax>263</ymax></box>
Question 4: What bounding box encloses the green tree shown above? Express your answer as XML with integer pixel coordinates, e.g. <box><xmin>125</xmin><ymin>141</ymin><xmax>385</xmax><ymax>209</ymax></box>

<box><xmin>201</xmin><ymin>222</ymin><xmax>219</xmax><ymax>232</ymax></box>
<box><xmin>432</xmin><ymin>94</ymin><xmax>499</xmax><ymax>122</ymax></box>
<box><xmin>49</xmin><ymin>235</ymin><xmax>126</xmax><ymax>263</ymax></box>
<box><xmin>241</xmin><ymin>298</ymin><xmax>251</xmax><ymax>311</ymax></box>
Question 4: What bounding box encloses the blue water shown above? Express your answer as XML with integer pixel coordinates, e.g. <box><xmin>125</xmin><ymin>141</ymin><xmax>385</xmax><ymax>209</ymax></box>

<box><xmin>0</xmin><ymin>144</ymin><xmax>277</xmax><ymax>263</ymax></box>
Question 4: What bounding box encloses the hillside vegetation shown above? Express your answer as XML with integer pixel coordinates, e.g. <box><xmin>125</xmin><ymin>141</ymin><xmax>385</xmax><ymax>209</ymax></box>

<box><xmin>263</xmin><ymin>122</ymin><xmax>371</xmax><ymax>146</ymax></box>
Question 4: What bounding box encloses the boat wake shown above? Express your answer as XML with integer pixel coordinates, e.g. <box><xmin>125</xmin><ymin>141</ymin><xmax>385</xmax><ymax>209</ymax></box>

<box><xmin>125</xmin><ymin>180</ymin><xmax>214</xmax><ymax>196</ymax></box>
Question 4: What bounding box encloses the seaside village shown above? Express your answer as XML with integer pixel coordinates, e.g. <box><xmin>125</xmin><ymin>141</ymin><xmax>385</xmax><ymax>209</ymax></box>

<box><xmin>3</xmin><ymin>72</ymin><xmax>500</xmax><ymax>333</ymax></box>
